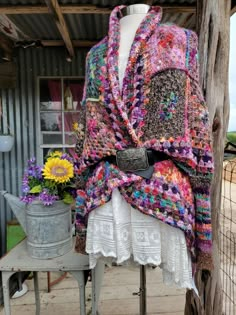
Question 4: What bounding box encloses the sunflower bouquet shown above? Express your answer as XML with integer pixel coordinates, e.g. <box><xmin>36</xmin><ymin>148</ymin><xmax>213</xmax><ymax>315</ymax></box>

<box><xmin>20</xmin><ymin>151</ymin><xmax>76</xmax><ymax>206</ymax></box>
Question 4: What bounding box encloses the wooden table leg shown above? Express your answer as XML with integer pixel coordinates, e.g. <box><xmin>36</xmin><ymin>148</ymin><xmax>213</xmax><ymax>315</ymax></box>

<box><xmin>139</xmin><ymin>265</ymin><xmax>147</xmax><ymax>315</ymax></box>
<box><xmin>91</xmin><ymin>261</ymin><xmax>105</xmax><ymax>315</ymax></box>
<box><xmin>33</xmin><ymin>272</ymin><xmax>40</xmax><ymax>315</ymax></box>
<box><xmin>2</xmin><ymin>271</ymin><xmax>15</xmax><ymax>315</ymax></box>
<box><xmin>70</xmin><ymin>271</ymin><xmax>86</xmax><ymax>315</ymax></box>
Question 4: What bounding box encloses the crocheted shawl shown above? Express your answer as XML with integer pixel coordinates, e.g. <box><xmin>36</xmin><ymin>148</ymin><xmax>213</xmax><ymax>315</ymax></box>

<box><xmin>75</xmin><ymin>5</ymin><xmax>214</xmax><ymax>272</ymax></box>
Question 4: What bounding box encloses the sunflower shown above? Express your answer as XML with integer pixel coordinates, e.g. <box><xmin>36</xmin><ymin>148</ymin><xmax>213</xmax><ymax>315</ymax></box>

<box><xmin>42</xmin><ymin>157</ymin><xmax>74</xmax><ymax>183</ymax></box>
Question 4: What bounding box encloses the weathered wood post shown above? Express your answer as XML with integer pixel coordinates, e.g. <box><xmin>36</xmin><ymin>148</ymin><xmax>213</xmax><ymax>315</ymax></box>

<box><xmin>185</xmin><ymin>0</ymin><xmax>231</xmax><ymax>314</ymax></box>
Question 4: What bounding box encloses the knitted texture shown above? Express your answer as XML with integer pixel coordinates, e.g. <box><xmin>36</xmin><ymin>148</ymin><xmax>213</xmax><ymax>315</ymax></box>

<box><xmin>75</xmin><ymin>5</ymin><xmax>214</xmax><ymax>272</ymax></box>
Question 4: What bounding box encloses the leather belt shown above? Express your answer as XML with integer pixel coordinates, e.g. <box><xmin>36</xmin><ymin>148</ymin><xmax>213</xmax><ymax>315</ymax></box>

<box><xmin>104</xmin><ymin>149</ymin><xmax>168</xmax><ymax>179</ymax></box>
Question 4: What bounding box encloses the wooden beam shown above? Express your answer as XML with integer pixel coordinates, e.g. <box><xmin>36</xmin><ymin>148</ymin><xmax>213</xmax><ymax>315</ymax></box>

<box><xmin>41</xmin><ymin>39</ymin><xmax>97</xmax><ymax>47</ymax></box>
<box><xmin>181</xmin><ymin>13</ymin><xmax>195</xmax><ymax>28</ymax></box>
<box><xmin>44</xmin><ymin>0</ymin><xmax>74</xmax><ymax>58</ymax></box>
<box><xmin>0</xmin><ymin>6</ymin><xmax>49</xmax><ymax>14</ymax></box>
<box><xmin>0</xmin><ymin>5</ymin><xmax>196</xmax><ymax>15</ymax></box>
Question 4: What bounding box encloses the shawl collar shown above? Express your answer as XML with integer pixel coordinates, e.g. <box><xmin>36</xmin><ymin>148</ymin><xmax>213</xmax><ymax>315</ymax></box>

<box><xmin>106</xmin><ymin>6</ymin><xmax>162</xmax><ymax>146</ymax></box>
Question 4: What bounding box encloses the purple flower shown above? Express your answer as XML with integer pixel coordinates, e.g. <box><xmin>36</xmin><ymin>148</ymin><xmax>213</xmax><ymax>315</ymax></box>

<box><xmin>20</xmin><ymin>195</ymin><xmax>37</xmax><ymax>204</ymax></box>
<box><xmin>28</xmin><ymin>157</ymin><xmax>36</xmax><ymax>165</ymax></box>
<box><xmin>39</xmin><ymin>189</ymin><xmax>58</xmax><ymax>206</ymax></box>
<box><xmin>21</xmin><ymin>152</ymin><xmax>76</xmax><ymax>207</ymax></box>
<box><xmin>61</xmin><ymin>153</ymin><xmax>74</xmax><ymax>163</ymax></box>
<box><xmin>22</xmin><ymin>183</ymin><xmax>30</xmax><ymax>193</ymax></box>
<box><xmin>25</xmin><ymin>158</ymin><xmax>43</xmax><ymax>179</ymax></box>
<box><xmin>22</xmin><ymin>175</ymin><xmax>29</xmax><ymax>184</ymax></box>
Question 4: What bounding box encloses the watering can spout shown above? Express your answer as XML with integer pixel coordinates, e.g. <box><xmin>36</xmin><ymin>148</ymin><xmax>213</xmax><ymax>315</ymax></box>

<box><xmin>1</xmin><ymin>191</ymin><xmax>27</xmax><ymax>234</ymax></box>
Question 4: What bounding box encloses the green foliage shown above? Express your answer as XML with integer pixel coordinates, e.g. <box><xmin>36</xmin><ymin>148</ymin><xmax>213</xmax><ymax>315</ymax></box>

<box><xmin>63</xmin><ymin>192</ymin><xmax>74</xmax><ymax>204</ymax></box>
<box><xmin>30</xmin><ymin>185</ymin><xmax>42</xmax><ymax>194</ymax></box>
<box><xmin>21</xmin><ymin>152</ymin><xmax>77</xmax><ymax>206</ymax></box>
<box><xmin>227</xmin><ymin>132</ymin><xmax>236</xmax><ymax>144</ymax></box>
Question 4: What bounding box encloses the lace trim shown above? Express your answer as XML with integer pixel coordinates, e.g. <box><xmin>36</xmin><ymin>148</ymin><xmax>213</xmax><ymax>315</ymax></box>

<box><xmin>86</xmin><ymin>188</ymin><xmax>194</xmax><ymax>290</ymax></box>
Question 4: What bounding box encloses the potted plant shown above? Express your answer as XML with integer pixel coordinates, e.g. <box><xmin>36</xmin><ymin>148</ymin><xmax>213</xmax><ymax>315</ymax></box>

<box><xmin>0</xmin><ymin>98</ymin><xmax>14</xmax><ymax>152</ymax></box>
<box><xmin>3</xmin><ymin>151</ymin><xmax>78</xmax><ymax>259</ymax></box>
<box><xmin>21</xmin><ymin>151</ymin><xmax>76</xmax><ymax>206</ymax></box>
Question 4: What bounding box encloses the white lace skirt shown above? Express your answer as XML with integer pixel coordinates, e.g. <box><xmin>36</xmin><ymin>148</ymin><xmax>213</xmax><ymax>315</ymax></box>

<box><xmin>86</xmin><ymin>188</ymin><xmax>195</xmax><ymax>289</ymax></box>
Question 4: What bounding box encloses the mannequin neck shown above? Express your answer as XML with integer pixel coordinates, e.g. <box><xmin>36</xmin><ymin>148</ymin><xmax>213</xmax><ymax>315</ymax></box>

<box><xmin>120</xmin><ymin>4</ymin><xmax>150</xmax><ymax>17</ymax></box>
<box><xmin>118</xmin><ymin>4</ymin><xmax>151</xmax><ymax>90</ymax></box>
<box><xmin>119</xmin><ymin>4</ymin><xmax>150</xmax><ymax>33</ymax></box>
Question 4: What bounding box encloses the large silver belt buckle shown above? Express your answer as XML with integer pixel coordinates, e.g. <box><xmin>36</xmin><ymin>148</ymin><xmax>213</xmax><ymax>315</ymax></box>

<box><xmin>116</xmin><ymin>147</ymin><xmax>149</xmax><ymax>172</ymax></box>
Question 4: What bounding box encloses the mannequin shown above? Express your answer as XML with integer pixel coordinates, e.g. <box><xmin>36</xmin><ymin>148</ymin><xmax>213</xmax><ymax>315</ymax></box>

<box><xmin>75</xmin><ymin>0</ymin><xmax>215</xmax><ymax>304</ymax></box>
<box><xmin>85</xmin><ymin>4</ymin><xmax>195</xmax><ymax>291</ymax></box>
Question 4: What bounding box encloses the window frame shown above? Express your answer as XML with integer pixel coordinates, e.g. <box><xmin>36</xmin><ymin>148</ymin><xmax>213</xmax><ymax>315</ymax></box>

<box><xmin>36</xmin><ymin>76</ymin><xmax>84</xmax><ymax>162</ymax></box>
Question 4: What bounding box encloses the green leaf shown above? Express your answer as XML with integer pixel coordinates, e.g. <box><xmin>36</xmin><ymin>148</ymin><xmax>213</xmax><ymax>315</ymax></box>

<box><xmin>66</xmin><ymin>183</ymin><xmax>76</xmax><ymax>188</ymax></box>
<box><xmin>63</xmin><ymin>192</ymin><xmax>74</xmax><ymax>205</ymax></box>
<box><xmin>30</xmin><ymin>185</ymin><xmax>42</xmax><ymax>193</ymax></box>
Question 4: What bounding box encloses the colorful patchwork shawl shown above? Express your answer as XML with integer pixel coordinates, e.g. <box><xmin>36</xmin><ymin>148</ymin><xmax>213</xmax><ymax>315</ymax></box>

<box><xmin>75</xmin><ymin>5</ymin><xmax>214</xmax><ymax>272</ymax></box>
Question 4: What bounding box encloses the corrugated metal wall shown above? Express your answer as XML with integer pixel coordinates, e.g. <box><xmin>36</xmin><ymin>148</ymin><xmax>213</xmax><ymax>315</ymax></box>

<box><xmin>0</xmin><ymin>47</ymin><xmax>87</xmax><ymax>254</ymax></box>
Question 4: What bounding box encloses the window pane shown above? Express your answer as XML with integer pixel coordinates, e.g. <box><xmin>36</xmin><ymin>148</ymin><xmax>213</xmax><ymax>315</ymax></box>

<box><xmin>40</xmin><ymin>113</ymin><xmax>61</xmax><ymax>131</ymax></box>
<box><xmin>39</xmin><ymin>78</ymin><xmax>85</xmax><ymax>157</ymax></box>
<box><xmin>63</xmin><ymin>79</ymin><xmax>84</xmax><ymax>111</ymax></box>
<box><xmin>65</xmin><ymin>132</ymin><xmax>76</xmax><ymax>146</ymax></box>
<box><xmin>40</xmin><ymin>79</ymin><xmax>62</xmax><ymax>111</ymax></box>
<box><xmin>63</xmin><ymin>112</ymin><xmax>80</xmax><ymax>132</ymax></box>
<box><xmin>42</xmin><ymin>134</ymin><xmax>63</xmax><ymax>144</ymax></box>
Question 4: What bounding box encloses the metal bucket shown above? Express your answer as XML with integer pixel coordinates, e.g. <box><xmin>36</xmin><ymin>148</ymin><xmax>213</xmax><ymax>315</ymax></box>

<box><xmin>26</xmin><ymin>200</ymin><xmax>72</xmax><ymax>259</ymax></box>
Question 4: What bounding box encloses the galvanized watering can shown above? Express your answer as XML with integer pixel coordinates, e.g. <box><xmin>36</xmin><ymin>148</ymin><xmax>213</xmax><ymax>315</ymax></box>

<box><xmin>1</xmin><ymin>191</ymin><xmax>73</xmax><ymax>259</ymax></box>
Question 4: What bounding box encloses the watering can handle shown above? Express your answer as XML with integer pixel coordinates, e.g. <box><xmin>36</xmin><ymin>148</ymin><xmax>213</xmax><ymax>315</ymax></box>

<box><xmin>0</xmin><ymin>190</ymin><xmax>8</xmax><ymax>196</ymax></box>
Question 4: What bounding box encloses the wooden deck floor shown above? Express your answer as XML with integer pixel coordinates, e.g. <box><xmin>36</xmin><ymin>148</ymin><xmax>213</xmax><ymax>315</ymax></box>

<box><xmin>0</xmin><ymin>266</ymin><xmax>186</xmax><ymax>315</ymax></box>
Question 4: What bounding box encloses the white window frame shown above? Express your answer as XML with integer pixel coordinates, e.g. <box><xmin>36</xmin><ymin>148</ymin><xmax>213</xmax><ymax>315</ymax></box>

<box><xmin>36</xmin><ymin>76</ymin><xmax>84</xmax><ymax>162</ymax></box>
